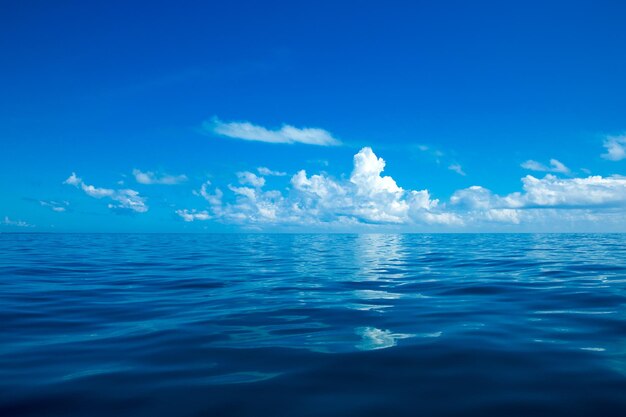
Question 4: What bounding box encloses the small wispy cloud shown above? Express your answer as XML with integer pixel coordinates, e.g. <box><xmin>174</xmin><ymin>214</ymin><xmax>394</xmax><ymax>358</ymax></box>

<box><xmin>2</xmin><ymin>216</ymin><xmax>33</xmax><ymax>228</ymax></box>
<box><xmin>257</xmin><ymin>167</ymin><xmax>286</xmax><ymax>176</ymax></box>
<box><xmin>64</xmin><ymin>173</ymin><xmax>148</xmax><ymax>213</ymax></box>
<box><xmin>448</xmin><ymin>163</ymin><xmax>466</xmax><ymax>176</ymax></box>
<box><xmin>416</xmin><ymin>144</ymin><xmax>442</xmax><ymax>156</ymax></box>
<box><xmin>175</xmin><ymin>209</ymin><xmax>211</xmax><ymax>222</ymax></box>
<box><xmin>64</xmin><ymin>172</ymin><xmax>82</xmax><ymax>187</ymax></box>
<box><xmin>601</xmin><ymin>135</ymin><xmax>626</xmax><ymax>161</ymax></box>
<box><xmin>132</xmin><ymin>169</ymin><xmax>187</xmax><ymax>185</ymax></box>
<box><xmin>521</xmin><ymin>158</ymin><xmax>570</xmax><ymax>174</ymax></box>
<box><xmin>307</xmin><ymin>159</ymin><xmax>329</xmax><ymax>167</ymax></box>
<box><xmin>414</xmin><ymin>144</ymin><xmax>446</xmax><ymax>163</ymax></box>
<box><xmin>39</xmin><ymin>200</ymin><xmax>69</xmax><ymax>212</ymax></box>
<box><xmin>204</xmin><ymin>117</ymin><xmax>341</xmax><ymax>146</ymax></box>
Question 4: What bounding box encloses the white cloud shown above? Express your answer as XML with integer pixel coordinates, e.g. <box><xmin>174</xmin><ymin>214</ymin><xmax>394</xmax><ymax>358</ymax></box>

<box><xmin>2</xmin><ymin>216</ymin><xmax>33</xmax><ymax>227</ymax></box>
<box><xmin>175</xmin><ymin>209</ymin><xmax>211</xmax><ymax>222</ymax></box>
<box><xmin>64</xmin><ymin>172</ymin><xmax>82</xmax><ymax>186</ymax></box>
<box><xmin>205</xmin><ymin>117</ymin><xmax>341</xmax><ymax>146</ymax></box>
<box><xmin>40</xmin><ymin>200</ymin><xmax>68</xmax><ymax>212</ymax></box>
<box><xmin>81</xmin><ymin>184</ymin><xmax>115</xmax><ymax>198</ymax></box>
<box><xmin>195</xmin><ymin>181</ymin><xmax>224</xmax><ymax>209</ymax></box>
<box><xmin>521</xmin><ymin>158</ymin><xmax>570</xmax><ymax>174</ymax></box>
<box><xmin>450</xmin><ymin>174</ymin><xmax>626</xmax><ymax>227</ymax></box>
<box><xmin>133</xmin><ymin>169</ymin><xmax>187</xmax><ymax>185</ymax></box>
<box><xmin>228</xmin><ymin>185</ymin><xmax>257</xmax><ymax>200</ymax></box>
<box><xmin>602</xmin><ymin>135</ymin><xmax>626</xmax><ymax>161</ymax></box>
<box><xmin>351</xmin><ymin>147</ymin><xmax>403</xmax><ymax>195</ymax></box>
<box><xmin>107</xmin><ymin>190</ymin><xmax>148</xmax><ymax>213</ymax></box>
<box><xmin>237</xmin><ymin>171</ymin><xmax>266</xmax><ymax>187</ymax></box>
<box><xmin>483</xmin><ymin>209</ymin><xmax>522</xmax><ymax>224</ymax></box>
<box><xmin>176</xmin><ymin>147</ymin><xmax>626</xmax><ymax>230</ymax></box>
<box><xmin>549</xmin><ymin>159</ymin><xmax>570</xmax><ymax>174</ymax></box>
<box><xmin>448</xmin><ymin>163</ymin><xmax>466</xmax><ymax>176</ymax></box>
<box><xmin>450</xmin><ymin>186</ymin><xmax>500</xmax><ymax>210</ymax></box>
<box><xmin>257</xmin><ymin>167</ymin><xmax>286</xmax><ymax>176</ymax></box>
<box><xmin>517</xmin><ymin>174</ymin><xmax>626</xmax><ymax>207</ymax></box>
<box><xmin>64</xmin><ymin>173</ymin><xmax>148</xmax><ymax>213</ymax></box>
<box><xmin>178</xmin><ymin>147</ymin><xmax>449</xmax><ymax>228</ymax></box>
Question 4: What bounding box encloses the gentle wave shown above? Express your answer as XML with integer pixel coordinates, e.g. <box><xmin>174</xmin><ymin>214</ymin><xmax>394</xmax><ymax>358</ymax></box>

<box><xmin>1</xmin><ymin>233</ymin><xmax>626</xmax><ymax>416</ymax></box>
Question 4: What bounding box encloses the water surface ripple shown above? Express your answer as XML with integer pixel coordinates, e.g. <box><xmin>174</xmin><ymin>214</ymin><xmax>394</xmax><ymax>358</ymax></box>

<box><xmin>2</xmin><ymin>234</ymin><xmax>626</xmax><ymax>416</ymax></box>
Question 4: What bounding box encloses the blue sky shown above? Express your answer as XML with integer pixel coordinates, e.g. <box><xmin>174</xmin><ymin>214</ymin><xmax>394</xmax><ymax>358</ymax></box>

<box><xmin>1</xmin><ymin>1</ymin><xmax>626</xmax><ymax>232</ymax></box>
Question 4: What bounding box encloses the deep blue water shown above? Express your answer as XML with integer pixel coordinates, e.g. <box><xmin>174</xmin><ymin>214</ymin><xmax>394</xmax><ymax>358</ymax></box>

<box><xmin>2</xmin><ymin>234</ymin><xmax>626</xmax><ymax>416</ymax></box>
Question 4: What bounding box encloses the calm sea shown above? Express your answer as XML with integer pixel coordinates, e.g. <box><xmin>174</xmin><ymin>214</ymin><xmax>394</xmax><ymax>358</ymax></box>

<box><xmin>2</xmin><ymin>233</ymin><xmax>626</xmax><ymax>416</ymax></box>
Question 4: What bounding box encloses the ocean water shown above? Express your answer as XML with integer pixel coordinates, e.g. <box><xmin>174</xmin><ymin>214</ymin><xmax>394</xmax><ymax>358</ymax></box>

<box><xmin>2</xmin><ymin>233</ymin><xmax>626</xmax><ymax>416</ymax></box>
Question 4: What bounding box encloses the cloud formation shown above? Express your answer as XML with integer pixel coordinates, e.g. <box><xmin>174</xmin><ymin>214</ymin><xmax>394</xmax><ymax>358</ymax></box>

<box><xmin>257</xmin><ymin>167</ymin><xmax>286</xmax><ymax>176</ymax></box>
<box><xmin>450</xmin><ymin>174</ymin><xmax>626</xmax><ymax>226</ymax></box>
<box><xmin>452</xmin><ymin>175</ymin><xmax>626</xmax><ymax>210</ymax></box>
<box><xmin>2</xmin><ymin>216</ymin><xmax>33</xmax><ymax>227</ymax></box>
<box><xmin>133</xmin><ymin>169</ymin><xmax>187</xmax><ymax>185</ymax></box>
<box><xmin>39</xmin><ymin>200</ymin><xmax>69</xmax><ymax>212</ymax></box>
<box><xmin>237</xmin><ymin>171</ymin><xmax>266</xmax><ymax>187</ymax></box>
<box><xmin>178</xmin><ymin>147</ymin><xmax>626</xmax><ymax>230</ymax></box>
<box><xmin>517</xmin><ymin>175</ymin><xmax>626</xmax><ymax>208</ymax></box>
<box><xmin>64</xmin><ymin>173</ymin><xmax>148</xmax><ymax>213</ymax></box>
<box><xmin>206</xmin><ymin>117</ymin><xmax>341</xmax><ymax>146</ymax></box>
<box><xmin>175</xmin><ymin>209</ymin><xmax>211</xmax><ymax>222</ymax></box>
<box><xmin>178</xmin><ymin>147</ymin><xmax>454</xmax><ymax>227</ymax></box>
<box><xmin>448</xmin><ymin>163</ymin><xmax>466</xmax><ymax>176</ymax></box>
<box><xmin>521</xmin><ymin>159</ymin><xmax>570</xmax><ymax>174</ymax></box>
<box><xmin>602</xmin><ymin>135</ymin><xmax>626</xmax><ymax>161</ymax></box>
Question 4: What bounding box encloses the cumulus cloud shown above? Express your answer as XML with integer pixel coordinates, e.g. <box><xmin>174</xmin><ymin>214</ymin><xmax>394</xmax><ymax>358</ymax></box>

<box><xmin>64</xmin><ymin>173</ymin><xmax>148</xmax><ymax>213</ymax></box>
<box><xmin>133</xmin><ymin>169</ymin><xmax>187</xmax><ymax>185</ymax></box>
<box><xmin>1</xmin><ymin>216</ymin><xmax>33</xmax><ymax>227</ymax></box>
<box><xmin>450</xmin><ymin>186</ymin><xmax>500</xmax><ymax>210</ymax></box>
<box><xmin>517</xmin><ymin>174</ymin><xmax>626</xmax><ymax>208</ymax></box>
<box><xmin>176</xmin><ymin>147</ymin><xmax>626</xmax><ymax>231</ymax></box>
<box><xmin>453</xmin><ymin>175</ymin><xmax>626</xmax><ymax>209</ymax></box>
<box><xmin>257</xmin><ymin>167</ymin><xmax>286</xmax><ymax>176</ymax></box>
<box><xmin>450</xmin><ymin>174</ymin><xmax>626</xmax><ymax>227</ymax></box>
<box><xmin>521</xmin><ymin>159</ymin><xmax>570</xmax><ymax>174</ymax></box>
<box><xmin>237</xmin><ymin>171</ymin><xmax>266</xmax><ymax>187</ymax></box>
<box><xmin>205</xmin><ymin>117</ymin><xmax>341</xmax><ymax>146</ymax></box>
<box><xmin>602</xmin><ymin>135</ymin><xmax>626</xmax><ymax>161</ymax></box>
<box><xmin>178</xmin><ymin>147</ymin><xmax>453</xmax><ymax>228</ymax></box>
